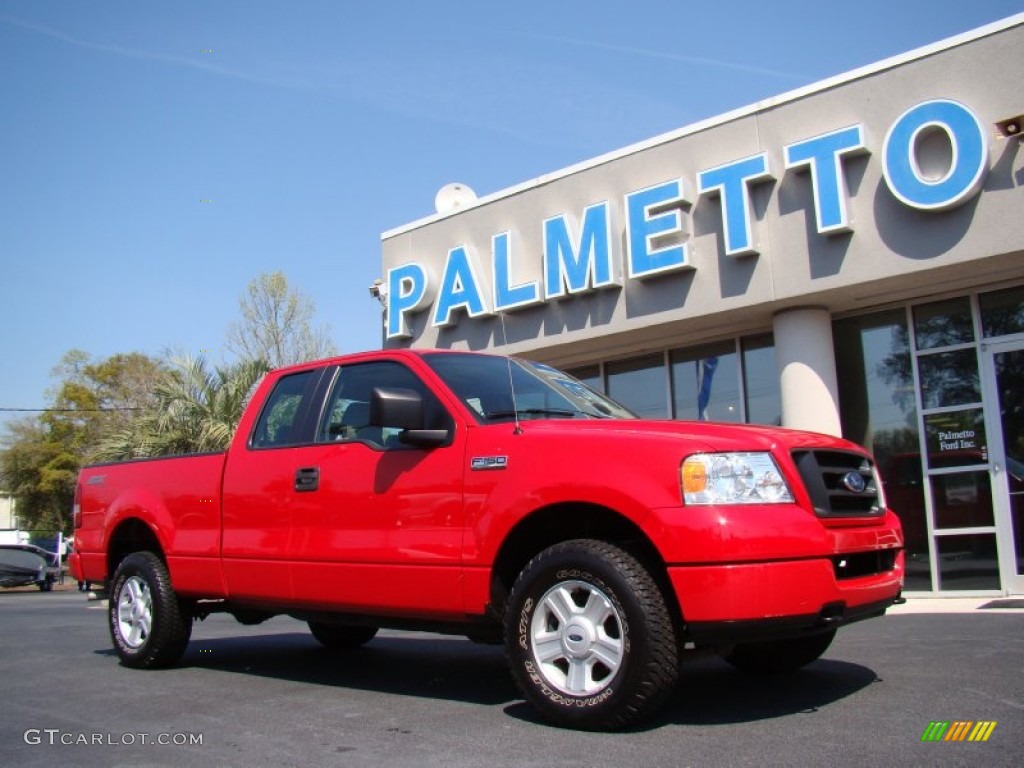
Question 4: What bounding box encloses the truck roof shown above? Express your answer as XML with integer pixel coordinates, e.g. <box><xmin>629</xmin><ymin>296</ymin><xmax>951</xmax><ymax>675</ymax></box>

<box><xmin>268</xmin><ymin>347</ymin><xmax>506</xmax><ymax>376</ymax></box>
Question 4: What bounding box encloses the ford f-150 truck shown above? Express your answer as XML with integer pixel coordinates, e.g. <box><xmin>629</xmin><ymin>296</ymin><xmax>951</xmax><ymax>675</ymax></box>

<box><xmin>70</xmin><ymin>349</ymin><xmax>904</xmax><ymax>730</ymax></box>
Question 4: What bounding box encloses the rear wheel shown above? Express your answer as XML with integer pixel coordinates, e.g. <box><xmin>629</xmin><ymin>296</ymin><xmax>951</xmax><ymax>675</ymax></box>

<box><xmin>108</xmin><ymin>551</ymin><xmax>192</xmax><ymax>669</ymax></box>
<box><xmin>722</xmin><ymin>628</ymin><xmax>837</xmax><ymax>673</ymax></box>
<box><xmin>308</xmin><ymin>622</ymin><xmax>378</xmax><ymax>649</ymax></box>
<box><xmin>505</xmin><ymin>539</ymin><xmax>678</xmax><ymax>730</ymax></box>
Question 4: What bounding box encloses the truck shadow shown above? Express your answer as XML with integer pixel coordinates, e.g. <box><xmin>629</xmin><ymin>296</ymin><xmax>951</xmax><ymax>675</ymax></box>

<box><xmin>96</xmin><ymin>629</ymin><xmax>879</xmax><ymax>728</ymax></box>
<box><xmin>503</xmin><ymin>656</ymin><xmax>880</xmax><ymax>730</ymax></box>
<box><xmin>660</xmin><ymin>656</ymin><xmax>879</xmax><ymax>729</ymax></box>
<box><xmin>149</xmin><ymin>631</ymin><xmax>515</xmax><ymax>707</ymax></box>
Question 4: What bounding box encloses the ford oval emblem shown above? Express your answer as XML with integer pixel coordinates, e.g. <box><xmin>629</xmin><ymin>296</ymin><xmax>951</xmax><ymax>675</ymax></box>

<box><xmin>842</xmin><ymin>472</ymin><xmax>867</xmax><ymax>493</ymax></box>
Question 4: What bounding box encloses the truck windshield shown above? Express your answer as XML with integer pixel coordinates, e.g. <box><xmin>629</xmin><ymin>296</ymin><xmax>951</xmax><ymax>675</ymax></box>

<box><xmin>422</xmin><ymin>353</ymin><xmax>637</xmax><ymax>423</ymax></box>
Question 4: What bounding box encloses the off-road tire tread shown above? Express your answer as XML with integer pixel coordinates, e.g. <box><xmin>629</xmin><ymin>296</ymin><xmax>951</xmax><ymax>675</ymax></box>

<box><xmin>505</xmin><ymin>538</ymin><xmax>678</xmax><ymax>731</ymax></box>
<box><xmin>109</xmin><ymin>551</ymin><xmax>192</xmax><ymax>669</ymax></box>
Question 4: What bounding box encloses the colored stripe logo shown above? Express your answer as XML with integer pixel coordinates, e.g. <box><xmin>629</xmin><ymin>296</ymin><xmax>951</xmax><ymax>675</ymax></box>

<box><xmin>921</xmin><ymin>721</ymin><xmax>997</xmax><ymax>742</ymax></box>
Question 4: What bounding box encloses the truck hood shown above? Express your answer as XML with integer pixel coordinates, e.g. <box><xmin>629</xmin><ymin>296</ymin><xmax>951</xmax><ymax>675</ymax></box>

<box><xmin>492</xmin><ymin>418</ymin><xmax>865</xmax><ymax>455</ymax></box>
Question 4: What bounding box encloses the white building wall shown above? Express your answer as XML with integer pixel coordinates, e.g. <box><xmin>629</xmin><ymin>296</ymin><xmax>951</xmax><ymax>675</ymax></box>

<box><xmin>0</xmin><ymin>494</ymin><xmax>18</xmax><ymax>531</ymax></box>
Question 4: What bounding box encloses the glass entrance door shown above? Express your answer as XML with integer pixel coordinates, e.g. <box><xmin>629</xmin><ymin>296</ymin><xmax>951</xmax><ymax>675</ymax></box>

<box><xmin>981</xmin><ymin>339</ymin><xmax>1024</xmax><ymax>594</ymax></box>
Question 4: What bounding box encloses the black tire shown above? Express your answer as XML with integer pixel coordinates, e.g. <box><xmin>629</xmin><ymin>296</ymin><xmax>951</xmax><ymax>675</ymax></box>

<box><xmin>108</xmin><ymin>551</ymin><xmax>192</xmax><ymax>669</ymax></box>
<box><xmin>308</xmin><ymin>621</ymin><xmax>378</xmax><ymax>649</ymax></box>
<box><xmin>38</xmin><ymin>576</ymin><xmax>53</xmax><ymax>592</ymax></box>
<box><xmin>722</xmin><ymin>628</ymin><xmax>837</xmax><ymax>673</ymax></box>
<box><xmin>505</xmin><ymin>539</ymin><xmax>679</xmax><ymax>731</ymax></box>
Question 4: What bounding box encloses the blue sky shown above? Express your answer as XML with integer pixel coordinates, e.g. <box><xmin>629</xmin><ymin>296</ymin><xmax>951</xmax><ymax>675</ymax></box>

<box><xmin>0</xmin><ymin>0</ymin><xmax>1020</xmax><ymax>426</ymax></box>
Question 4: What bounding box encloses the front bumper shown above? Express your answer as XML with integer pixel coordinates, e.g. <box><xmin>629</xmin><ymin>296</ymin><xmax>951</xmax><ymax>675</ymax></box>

<box><xmin>669</xmin><ymin>549</ymin><xmax>905</xmax><ymax>645</ymax></box>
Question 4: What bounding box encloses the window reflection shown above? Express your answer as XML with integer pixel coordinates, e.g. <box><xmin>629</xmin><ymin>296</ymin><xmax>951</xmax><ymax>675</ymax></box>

<box><xmin>980</xmin><ymin>285</ymin><xmax>1024</xmax><ymax>338</ymax></box>
<box><xmin>936</xmin><ymin>534</ymin><xmax>1000</xmax><ymax>590</ymax></box>
<box><xmin>741</xmin><ymin>334</ymin><xmax>781</xmax><ymax>426</ymax></box>
<box><xmin>670</xmin><ymin>341</ymin><xmax>739</xmax><ymax>422</ymax></box>
<box><xmin>931</xmin><ymin>471</ymin><xmax>994</xmax><ymax>528</ymax></box>
<box><xmin>565</xmin><ymin>364</ymin><xmax>603</xmax><ymax>394</ymax></box>
<box><xmin>913</xmin><ymin>297</ymin><xmax>974</xmax><ymax>350</ymax></box>
<box><xmin>606</xmin><ymin>354</ymin><xmax>667</xmax><ymax>419</ymax></box>
<box><xmin>579</xmin><ymin>336</ymin><xmax>780</xmax><ymax>426</ymax></box>
<box><xmin>923</xmin><ymin>409</ymin><xmax>986</xmax><ymax>469</ymax></box>
<box><xmin>834</xmin><ymin>310</ymin><xmax>930</xmax><ymax>590</ymax></box>
<box><xmin>917</xmin><ymin>349</ymin><xmax>980</xmax><ymax>409</ymax></box>
<box><xmin>994</xmin><ymin>348</ymin><xmax>1024</xmax><ymax>577</ymax></box>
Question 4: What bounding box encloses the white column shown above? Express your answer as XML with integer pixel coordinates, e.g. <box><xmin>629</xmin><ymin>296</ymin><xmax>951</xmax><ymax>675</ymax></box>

<box><xmin>772</xmin><ymin>307</ymin><xmax>841</xmax><ymax>436</ymax></box>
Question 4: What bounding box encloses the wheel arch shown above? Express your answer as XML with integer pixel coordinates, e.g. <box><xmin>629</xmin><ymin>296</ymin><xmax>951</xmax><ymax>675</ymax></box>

<box><xmin>488</xmin><ymin>502</ymin><xmax>682</xmax><ymax>628</ymax></box>
<box><xmin>107</xmin><ymin>518</ymin><xmax>166</xmax><ymax>578</ymax></box>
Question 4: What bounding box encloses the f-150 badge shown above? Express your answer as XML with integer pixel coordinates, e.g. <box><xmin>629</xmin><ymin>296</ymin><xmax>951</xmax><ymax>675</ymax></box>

<box><xmin>471</xmin><ymin>456</ymin><xmax>508</xmax><ymax>471</ymax></box>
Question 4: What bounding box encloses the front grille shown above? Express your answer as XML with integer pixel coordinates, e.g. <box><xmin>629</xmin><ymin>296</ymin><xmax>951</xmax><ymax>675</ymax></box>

<box><xmin>832</xmin><ymin>549</ymin><xmax>897</xmax><ymax>579</ymax></box>
<box><xmin>791</xmin><ymin>449</ymin><xmax>882</xmax><ymax>518</ymax></box>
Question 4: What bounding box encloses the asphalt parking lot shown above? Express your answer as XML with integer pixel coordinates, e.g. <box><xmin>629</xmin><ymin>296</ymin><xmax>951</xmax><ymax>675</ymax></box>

<box><xmin>1</xmin><ymin>588</ymin><xmax>1020</xmax><ymax>767</ymax></box>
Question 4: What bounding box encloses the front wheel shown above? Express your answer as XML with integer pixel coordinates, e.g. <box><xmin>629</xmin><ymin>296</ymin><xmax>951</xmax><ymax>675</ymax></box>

<box><xmin>505</xmin><ymin>539</ymin><xmax>679</xmax><ymax>731</ymax></box>
<box><xmin>721</xmin><ymin>628</ymin><xmax>837</xmax><ymax>673</ymax></box>
<box><xmin>108</xmin><ymin>551</ymin><xmax>192</xmax><ymax>669</ymax></box>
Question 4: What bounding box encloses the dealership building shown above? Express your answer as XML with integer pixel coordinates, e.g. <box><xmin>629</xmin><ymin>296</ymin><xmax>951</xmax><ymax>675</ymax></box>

<box><xmin>380</xmin><ymin>15</ymin><xmax>1024</xmax><ymax>595</ymax></box>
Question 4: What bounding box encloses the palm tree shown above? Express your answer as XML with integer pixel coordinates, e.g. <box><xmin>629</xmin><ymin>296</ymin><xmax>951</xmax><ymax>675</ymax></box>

<box><xmin>91</xmin><ymin>356</ymin><xmax>270</xmax><ymax>461</ymax></box>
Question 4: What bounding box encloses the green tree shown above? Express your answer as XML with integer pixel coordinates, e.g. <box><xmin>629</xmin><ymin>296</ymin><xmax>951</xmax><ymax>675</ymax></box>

<box><xmin>92</xmin><ymin>356</ymin><xmax>269</xmax><ymax>461</ymax></box>
<box><xmin>0</xmin><ymin>351</ymin><xmax>165</xmax><ymax>533</ymax></box>
<box><xmin>1</xmin><ymin>418</ymin><xmax>73</xmax><ymax>533</ymax></box>
<box><xmin>45</xmin><ymin>350</ymin><xmax>164</xmax><ymax>449</ymax></box>
<box><xmin>225</xmin><ymin>271</ymin><xmax>337</xmax><ymax>368</ymax></box>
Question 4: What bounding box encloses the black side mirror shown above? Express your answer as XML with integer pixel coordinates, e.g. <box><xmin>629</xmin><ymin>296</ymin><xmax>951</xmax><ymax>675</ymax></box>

<box><xmin>370</xmin><ymin>387</ymin><xmax>450</xmax><ymax>447</ymax></box>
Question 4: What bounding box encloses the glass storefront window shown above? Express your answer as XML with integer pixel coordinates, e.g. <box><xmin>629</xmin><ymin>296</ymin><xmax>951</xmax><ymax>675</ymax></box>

<box><xmin>930</xmin><ymin>471</ymin><xmax>994</xmax><ymax>528</ymax></box>
<box><xmin>606</xmin><ymin>354</ymin><xmax>667</xmax><ymax>419</ymax></box>
<box><xmin>670</xmin><ymin>341</ymin><xmax>740</xmax><ymax>422</ymax></box>
<box><xmin>917</xmin><ymin>349</ymin><xmax>980</xmax><ymax>409</ymax></box>
<box><xmin>923</xmin><ymin>408</ymin><xmax>986</xmax><ymax>469</ymax></box>
<box><xmin>834</xmin><ymin>310</ymin><xmax>930</xmax><ymax>590</ymax></box>
<box><xmin>980</xmin><ymin>285</ymin><xmax>1024</xmax><ymax>338</ymax></box>
<box><xmin>833</xmin><ymin>311</ymin><xmax>917</xmax><ymax>462</ymax></box>
<box><xmin>913</xmin><ymin>297</ymin><xmax>974</xmax><ymax>350</ymax></box>
<box><xmin>741</xmin><ymin>334</ymin><xmax>781</xmax><ymax>427</ymax></box>
<box><xmin>936</xmin><ymin>534</ymin><xmax>1000</xmax><ymax>590</ymax></box>
<box><xmin>903</xmin><ymin>549</ymin><xmax>932</xmax><ymax>593</ymax></box>
<box><xmin>565</xmin><ymin>364</ymin><xmax>602</xmax><ymax>394</ymax></box>
<box><xmin>993</xmin><ymin>347</ymin><xmax>1024</xmax><ymax>579</ymax></box>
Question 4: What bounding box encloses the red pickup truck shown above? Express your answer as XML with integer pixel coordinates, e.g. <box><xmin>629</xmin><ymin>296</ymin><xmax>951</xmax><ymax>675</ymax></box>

<box><xmin>71</xmin><ymin>349</ymin><xmax>904</xmax><ymax>730</ymax></box>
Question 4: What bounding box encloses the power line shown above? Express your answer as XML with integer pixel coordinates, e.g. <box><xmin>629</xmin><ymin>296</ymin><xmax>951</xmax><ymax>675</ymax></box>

<box><xmin>0</xmin><ymin>407</ymin><xmax>143</xmax><ymax>413</ymax></box>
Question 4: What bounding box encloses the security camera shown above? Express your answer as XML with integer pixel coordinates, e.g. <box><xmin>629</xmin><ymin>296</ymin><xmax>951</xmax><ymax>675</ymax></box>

<box><xmin>369</xmin><ymin>278</ymin><xmax>388</xmax><ymax>307</ymax></box>
<box><xmin>994</xmin><ymin>115</ymin><xmax>1024</xmax><ymax>140</ymax></box>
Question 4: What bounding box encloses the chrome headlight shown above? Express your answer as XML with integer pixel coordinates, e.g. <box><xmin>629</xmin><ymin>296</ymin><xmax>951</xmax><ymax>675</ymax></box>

<box><xmin>681</xmin><ymin>452</ymin><xmax>794</xmax><ymax>505</ymax></box>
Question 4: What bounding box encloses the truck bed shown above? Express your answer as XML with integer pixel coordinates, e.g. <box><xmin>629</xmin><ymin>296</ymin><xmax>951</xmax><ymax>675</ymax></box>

<box><xmin>73</xmin><ymin>452</ymin><xmax>227</xmax><ymax>595</ymax></box>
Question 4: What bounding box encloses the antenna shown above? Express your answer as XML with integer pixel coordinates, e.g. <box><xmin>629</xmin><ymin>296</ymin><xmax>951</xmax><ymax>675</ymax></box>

<box><xmin>499</xmin><ymin>311</ymin><xmax>522</xmax><ymax>435</ymax></box>
<box><xmin>434</xmin><ymin>183</ymin><xmax>477</xmax><ymax>214</ymax></box>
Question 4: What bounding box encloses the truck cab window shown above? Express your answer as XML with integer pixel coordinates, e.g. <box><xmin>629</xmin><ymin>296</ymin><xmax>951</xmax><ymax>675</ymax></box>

<box><xmin>250</xmin><ymin>369</ymin><xmax>318</xmax><ymax>448</ymax></box>
<box><xmin>318</xmin><ymin>361</ymin><xmax>451</xmax><ymax>448</ymax></box>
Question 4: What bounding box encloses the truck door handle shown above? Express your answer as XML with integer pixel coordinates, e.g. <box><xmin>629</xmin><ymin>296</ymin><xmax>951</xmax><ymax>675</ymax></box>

<box><xmin>294</xmin><ymin>467</ymin><xmax>319</xmax><ymax>492</ymax></box>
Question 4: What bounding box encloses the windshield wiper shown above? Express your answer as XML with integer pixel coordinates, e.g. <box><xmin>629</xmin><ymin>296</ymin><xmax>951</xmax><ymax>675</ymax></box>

<box><xmin>485</xmin><ymin>408</ymin><xmax>579</xmax><ymax>420</ymax></box>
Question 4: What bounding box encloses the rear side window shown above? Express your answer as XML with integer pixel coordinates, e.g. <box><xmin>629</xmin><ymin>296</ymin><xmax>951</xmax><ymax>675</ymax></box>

<box><xmin>251</xmin><ymin>370</ymin><xmax>318</xmax><ymax>448</ymax></box>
